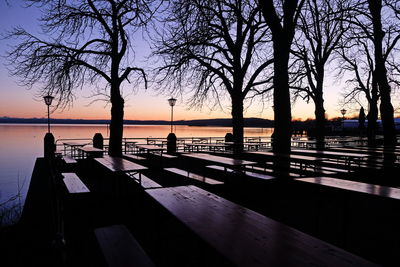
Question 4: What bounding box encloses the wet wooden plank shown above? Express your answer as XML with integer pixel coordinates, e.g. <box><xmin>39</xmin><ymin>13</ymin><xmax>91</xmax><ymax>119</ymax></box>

<box><xmin>96</xmin><ymin>156</ymin><xmax>148</xmax><ymax>173</ymax></box>
<box><xmin>95</xmin><ymin>224</ymin><xmax>155</xmax><ymax>267</ymax></box>
<box><xmin>165</xmin><ymin>167</ymin><xmax>224</xmax><ymax>185</ymax></box>
<box><xmin>146</xmin><ymin>185</ymin><xmax>377</xmax><ymax>267</ymax></box>
<box><xmin>127</xmin><ymin>173</ymin><xmax>162</xmax><ymax>189</ymax></box>
<box><xmin>296</xmin><ymin>177</ymin><xmax>400</xmax><ymax>200</ymax></box>
<box><xmin>62</xmin><ymin>173</ymin><xmax>90</xmax><ymax>194</ymax></box>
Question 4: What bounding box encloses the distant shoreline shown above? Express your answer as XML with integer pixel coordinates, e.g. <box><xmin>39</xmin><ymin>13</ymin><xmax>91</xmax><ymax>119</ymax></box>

<box><xmin>0</xmin><ymin>117</ymin><xmax>274</xmax><ymax>128</ymax></box>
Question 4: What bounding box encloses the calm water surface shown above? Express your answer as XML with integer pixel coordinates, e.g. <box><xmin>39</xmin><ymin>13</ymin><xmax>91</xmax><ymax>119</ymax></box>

<box><xmin>0</xmin><ymin>124</ymin><xmax>273</xmax><ymax>205</ymax></box>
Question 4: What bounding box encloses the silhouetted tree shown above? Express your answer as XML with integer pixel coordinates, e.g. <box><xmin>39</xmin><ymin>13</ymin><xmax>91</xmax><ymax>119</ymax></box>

<box><xmin>338</xmin><ymin>42</ymin><xmax>380</xmax><ymax>144</ymax></box>
<box><xmin>6</xmin><ymin>0</ymin><xmax>155</xmax><ymax>156</ymax></box>
<box><xmin>358</xmin><ymin>106</ymin><xmax>366</xmax><ymax>131</ymax></box>
<box><xmin>154</xmin><ymin>0</ymin><xmax>274</xmax><ymax>153</ymax></box>
<box><xmin>368</xmin><ymin>0</ymin><xmax>398</xmax><ymax>146</ymax></box>
<box><xmin>339</xmin><ymin>0</ymin><xmax>399</xmax><ymax>146</ymax></box>
<box><xmin>291</xmin><ymin>0</ymin><xmax>348</xmax><ymax>149</ymax></box>
<box><xmin>259</xmin><ymin>0</ymin><xmax>305</xmax><ymax>155</ymax></box>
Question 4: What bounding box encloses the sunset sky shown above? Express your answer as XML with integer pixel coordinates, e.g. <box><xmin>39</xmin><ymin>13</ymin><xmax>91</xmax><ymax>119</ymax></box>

<box><xmin>0</xmin><ymin>1</ymin><xmax>356</xmax><ymax>122</ymax></box>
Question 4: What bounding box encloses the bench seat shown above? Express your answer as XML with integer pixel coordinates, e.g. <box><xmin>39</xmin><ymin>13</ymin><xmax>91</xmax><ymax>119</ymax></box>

<box><xmin>165</xmin><ymin>167</ymin><xmax>223</xmax><ymax>185</ymax></box>
<box><xmin>62</xmin><ymin>173</ymin><xmax>90</xmax><ymax>194</ymax></box>
<box><xmin>127</xmin><ymin>173</ymin><xmax>162</xmax><ymax>189</ymax></box>
<box><xmin>207</xmin><ymin>165</ymin><xmax>275</xmax><ymax>180</ymax></box>
<box><xmin>94</xmin><ymin>224</ymin><xmax>155</xmax><ymax>267</ymax></box>
<box><xmin>153</xmin><ymin>152</ymin><xmax>178</xmax><ymax>159</ymax></box>
<box><xmin>62</xmin><ymin>155</ymin><xmax>77</xmax><ymax>164</ymax></box>
<box><xmin>123</xmin><ymin>153</ymin><xmax>146</xmax><ymax>161</ymax></box>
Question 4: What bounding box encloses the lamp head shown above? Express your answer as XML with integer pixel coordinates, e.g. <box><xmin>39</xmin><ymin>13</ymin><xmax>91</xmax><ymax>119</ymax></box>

<box><xmin>168</xmin><ymin>97</ymin><xmax>177</xmax><ymax>107</ymax></box>
<box><xmin>43</xmin><ymin>95</ymin><xmax>54</xmax><ymax>106</ymax></box>
<box><xmin>340</xmin><ymin>108</ymin><xmax>347</xmax><ymax>116</ymax></box>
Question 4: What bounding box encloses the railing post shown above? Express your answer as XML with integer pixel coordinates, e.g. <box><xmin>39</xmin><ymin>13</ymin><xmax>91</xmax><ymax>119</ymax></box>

<box><xmin>44</xmin><ymin>133</ymin><xmax>55</xmax><ymax>159</ymax></box>
<box><xmin>93</xmin><ymin>133</ymin><xmax>103</xmax><ymax>149</ymax></box>
<box><xmin>167</xmin><ymin>133</ymin><xmax>177</xmax><ymax>154</ymax></box>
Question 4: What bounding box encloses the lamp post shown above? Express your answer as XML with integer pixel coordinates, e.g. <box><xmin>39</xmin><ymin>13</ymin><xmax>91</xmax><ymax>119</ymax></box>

<box><xmin>168</xmin><ymin>97</ymin><xmax>177</xmax><ymax>133</ymax></box>
<box><xmin>340</xmin><ymin>108</ymin><xmax>347</xmax><ymax>132</ymax></box>
<box><xmin>43</xmin><ymin>95</ymin><xmax>54</xmax><ymax>133</ymax></box>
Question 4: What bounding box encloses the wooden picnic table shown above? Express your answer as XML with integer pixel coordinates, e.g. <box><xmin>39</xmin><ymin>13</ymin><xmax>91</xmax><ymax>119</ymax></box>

<box><xmin>96</xmin><ymin>156</ymin><xmax>148</xmax><ymax>173</ymax></box>
<box><xmin>248</xmin><ymin>151</ymin><xmax>324</xmax><ymax>172</ymax></box>
<box><xmin>291</xmin><ymin>149</ymin><xmax>368</xmax><ymax>168</ymax></box>
<box><xmin>146</xmin><ymin>185</ymin><xmax>377</xmax><ymax>267</ymax></box>
<box><xmin>78</xmin><ymin>146</ymin><xmax>104</xmax><ymax>158</ymax></box>
<box><xmin>295</xmin><ymin>177</ymin><xmax>400</xmax><ymax>200</ymax></box>
<box><xmin>182</xmin><ymin>153</ymin><xmax>256</xmax><ymax>172</ymax></box>
<box><xmin>63</xmin><ymin>141</ymin><xmax>88</xmax><ymax>157</ymax></box>
<box><xmin>136</xmin><ymin>144</ymin><xmax>166</xmax><ymax>155</ymax></box>
<box><xmin>184</xmin><ymin>143</ymin><xmax>228</xmax><ymax>152</ymax></box>
<box><xmin>124</xmin><ymin>141</ymin><xmax>138</xmax><ymax>153</ymax></box>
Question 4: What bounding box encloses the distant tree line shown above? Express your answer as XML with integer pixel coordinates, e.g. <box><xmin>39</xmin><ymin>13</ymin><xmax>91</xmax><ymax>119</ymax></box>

<box><xmin>5</xmin><ymin>0</ymin><xmax>399</xmax><ymax>158</ymax></box>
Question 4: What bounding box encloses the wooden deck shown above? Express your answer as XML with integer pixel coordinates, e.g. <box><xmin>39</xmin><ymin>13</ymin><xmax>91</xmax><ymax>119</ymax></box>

<box><xmin>11</xmin><ymin>142</ymin><xmax>400</xmax><ymax>266</ymax></box>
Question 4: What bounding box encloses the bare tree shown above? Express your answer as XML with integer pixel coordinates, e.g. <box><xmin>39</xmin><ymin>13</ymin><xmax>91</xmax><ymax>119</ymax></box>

<box><xmin>338</xmin><ymin>38</ymin><xmax>380</xmax><ymax>145</ymax></box>
<box><xmin>6</xmin><ymin>0</ymin><xmax>155</xmax><ymax>156</ymax></box>
<box><xmin>291</xmin><ymin>0</ymin><xmax>348</xmax><ymax>149</ymax></box>
<box><xmin>368</xmin><ymin>0</ymin><xmax>398</xmax><ymax>146</ymax></box>
<box><xmin>259</xmin><ymin>0</ymin><xmax>305</xmax><ymax>155</ymax></box>
<box><xmin>154</xmin><ymin>0</ymin><xmax>274</xmax><ymax>153</ymax></box>
<box><xmin>339</xmin><ymin>0</ymin><xmax>400</xmax><ymax>146</ymax></box>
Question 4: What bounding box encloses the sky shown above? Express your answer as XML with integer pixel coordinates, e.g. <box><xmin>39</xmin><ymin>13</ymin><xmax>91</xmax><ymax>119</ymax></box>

<box><xmin>0</xmin><ymin>1</ymin><xmax>353</xmax><ymax>122</ymax></box>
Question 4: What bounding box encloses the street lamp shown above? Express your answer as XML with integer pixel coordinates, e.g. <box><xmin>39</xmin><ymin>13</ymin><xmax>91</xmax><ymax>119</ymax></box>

<box><xmin>340</xmin><ymin>108</ymin><xmax>347</xmax><ymax>131</ymax></box>
<box><xmin>43</xmin><ymin>95</ymin><xmax>54</xmax><ymax>133</ymax></box>
<box><xmin>168</xmin><ymin>97</ymin><xmax>177</xmax><ymax>133</ymax></box>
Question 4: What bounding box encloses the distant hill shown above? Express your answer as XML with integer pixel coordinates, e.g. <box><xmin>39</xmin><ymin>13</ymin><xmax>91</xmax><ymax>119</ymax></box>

<box><xmin>0</xmin><ymin>116</ymin><xmax>274</xmax><ymax>128</ymax></box>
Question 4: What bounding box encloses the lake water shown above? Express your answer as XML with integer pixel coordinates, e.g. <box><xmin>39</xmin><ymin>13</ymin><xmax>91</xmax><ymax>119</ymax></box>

<box><xmin>0</xmin><ymin>124</ymin><xmax>273</xmax><ymax>207</ymax></box>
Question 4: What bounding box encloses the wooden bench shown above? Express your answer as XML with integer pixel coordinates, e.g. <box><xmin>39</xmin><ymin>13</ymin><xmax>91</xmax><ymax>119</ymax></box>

<box><xmin>207</xmin><ymin>165</ymin><xmax>275</xmax><ymax>181</ymax></box>
<box><xmin>123</xmin><ymin>153</ymin><xmax>146</xmax><ymax>161</ymax></box>
<box><xmin>295</xmin><ymin>177</ymin><xmax>400</xmax><ymax>200</ymax></box>
<box><xmin>62</xmin><ymin>173</ymin><xmax>90</xmax><ymax>194</ymax></box>
<box><xmin>145</xmin><ymin>185</ymin><xmax>377</xmax><ymax>267</ymax></box>
<box><xmin>94</xmin><ymin>224</ymin><xmax>155</xmax><ymax>267</ymax></box>
<box><xmin>126</xmin><ymin>172</ymin><xmax>162</xmax><ymax>189</ymax></box>
<box><xmin>244</xmin><ymin>165</ymin><xmax>300</xmax><ymax>178</ymax></box>
<box><xmin>153</xmin><ymin>152</ymin><xmax>178</xmax><ymax>159</ymax></box>
<box><xmin>62</xmin><ymin>155</ymin><xmax>77</xmax><ymax>164</ymax></box>
<box><xmin>165</xmin><ymin>167</ymin><xmax>223</xmax><ymax>185</ymax></box>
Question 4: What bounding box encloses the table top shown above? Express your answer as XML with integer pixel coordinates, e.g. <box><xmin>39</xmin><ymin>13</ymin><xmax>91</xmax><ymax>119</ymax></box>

<box><xmin>182</xmin><ymin>153</ymin><xmax>256</xmax><ymax>166</ymax></box>
<box><xmin>185</xmin><ymin>143</ymin><xmax>228</xmax><ymax>147</ymax></box>
<box><xmin>63</xmin><ymin>141</ymin><xmax>87</xmax><ymax>147</ymax></box>
<box><xmin>146</xmin><ymin>185</ymin><xmax>377</xmax><ymax>267</ymax></box>
<box><xmin>291</xmin><ymin>149</ymin><xmax>367</xmax><ymax>159</ymax></box>
<box><xmin>78</xmin><ymin>146</ymin><xmax>104</xmax><ymax>152</ymax></box>
<box><xmin>136</xmin><ymin>144</ymin><xmax>166</xmax><ymax>151</ymax></box>
<box><xmin>296</xmin><ymin>177</ymin><xmax>400</xmax><ymax>200</ymax></box>
<box><xmin>249</xmin><ymin>151</ymin><xmax>323</xmax><ymax>162</ymax></box>
<box><xmin>96</xmin><ymin>156</ymin><xmax>147</xmax><ymax>172</ymax></box>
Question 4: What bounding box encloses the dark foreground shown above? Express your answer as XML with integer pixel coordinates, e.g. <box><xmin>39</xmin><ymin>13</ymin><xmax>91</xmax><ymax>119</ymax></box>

<box><xmin>1</xmin><ymin>146</ymin><xmax>399</xmax><ymax>266</ymax></box>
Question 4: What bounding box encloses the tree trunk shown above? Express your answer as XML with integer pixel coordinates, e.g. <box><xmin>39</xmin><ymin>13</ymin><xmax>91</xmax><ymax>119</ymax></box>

<box><xmin>314</xmin><ymin>97</ymin><xmax>325</xmax><ymax>150</ymax></box>
<box><xmin>369</xmin><ymin>0</ymin><xmax>397</xmax><ymax>146</ymax></box>
<box><xmin>272</xmin><ymin>43</ymin><xmax>292</xmax><ymax>154</ymax></box>
<box><xmin>314</xmin><ymin>71</ymin><xmax>326</xmax><ymax>150</ymax></box>
<box><xmin>271</xmin><ymin>41</ymin><xmax>292</xmax><ymax>176</ymax></box>
<box><xmin>367</xmin><ymin>78</ymin><xmax>379</xmax><ymax>146</ymax></box>
<box><xmin>108</xmin><ymin>83</ymin><xmax>124</xmax><ymax>156</ymax></box>
<box><xmin>231</xmin><ymin>94</ymin><xmax>244</xmax><ymax>154</ymax></box>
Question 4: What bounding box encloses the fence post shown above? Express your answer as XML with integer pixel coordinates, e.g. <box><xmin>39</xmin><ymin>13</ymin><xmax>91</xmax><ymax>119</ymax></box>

<box><xmin>44</xmin><ymin>133</ymin><xmax>55</xmax><ymax>159</ymax></box>
<box><xmin>93</xmin><ymin>133</ymin><xmax>104</xmax><ymax>149</ymax></box>
<box><xmin>167</xmin><ymin>133</ymin><xmax>177</xmax><ymax>154</ymax></box>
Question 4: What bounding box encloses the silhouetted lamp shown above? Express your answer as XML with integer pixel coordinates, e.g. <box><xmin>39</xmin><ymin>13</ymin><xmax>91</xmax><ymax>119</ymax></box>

<box><xmin>340</xmin><ymin>108</ymin><xmax>347</xmax><ymax>119</ymax></box>
<box><xmin>43</xmin><ymin>95</ymin><xmax>54</xmax><ymax>133</ymax></box>
<box><xmin>340</xmin><ymin>108</ymin><xmax>347</xmax><ymax>131</ymax></box>
<box><xmin>168</xmin><ymin>97</ymin><xmax>177</xmax><ymax>133</ymax></box>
